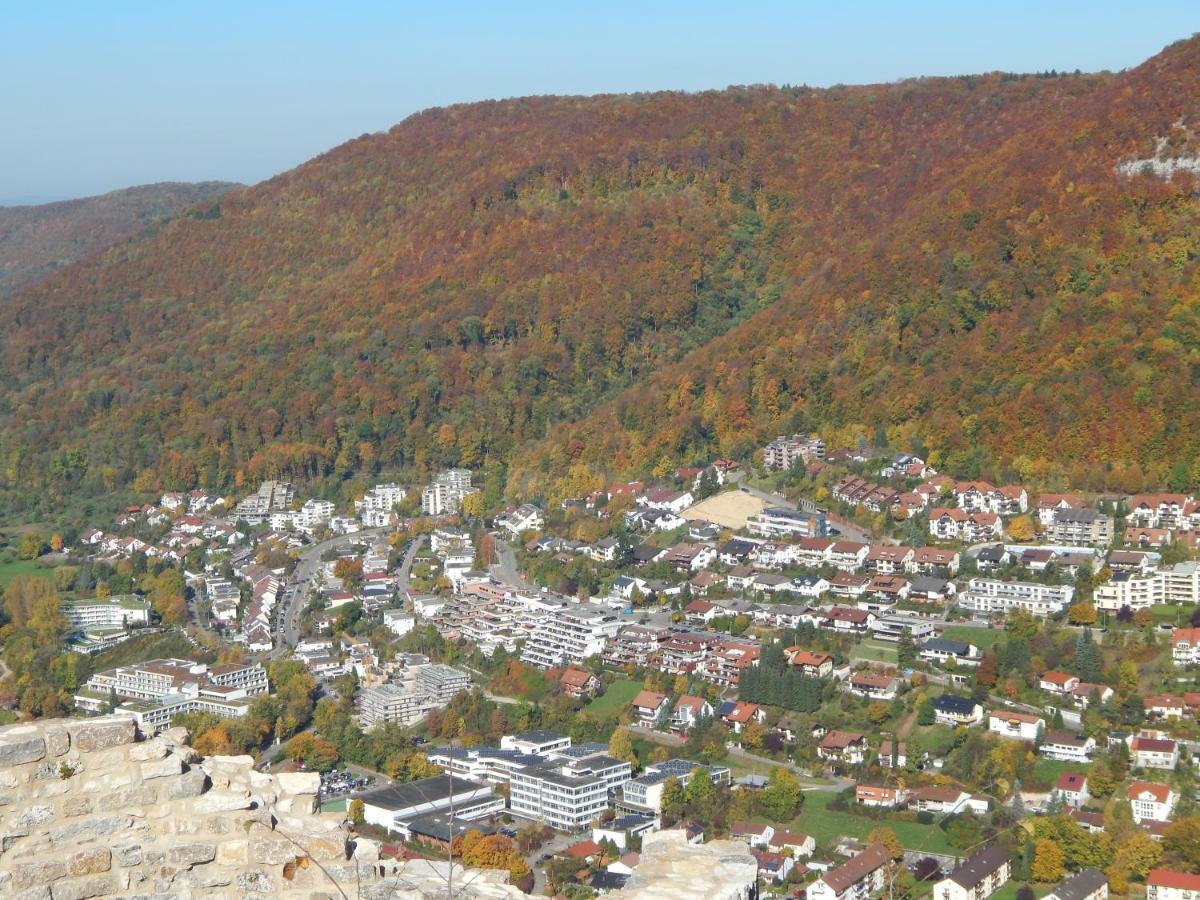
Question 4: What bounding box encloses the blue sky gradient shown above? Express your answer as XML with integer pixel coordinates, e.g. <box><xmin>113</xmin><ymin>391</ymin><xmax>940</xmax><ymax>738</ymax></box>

<box><xmin>1</xmin><ymin>2</ymin><xmax>1195</xmax><ymax>202</ymax></box>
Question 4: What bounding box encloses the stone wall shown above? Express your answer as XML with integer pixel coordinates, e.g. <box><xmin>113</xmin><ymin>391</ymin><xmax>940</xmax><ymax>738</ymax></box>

<box><xmin>0</xmin><ymin>716</ymin><xmax>523</xmax><ymax>899</ymax></box>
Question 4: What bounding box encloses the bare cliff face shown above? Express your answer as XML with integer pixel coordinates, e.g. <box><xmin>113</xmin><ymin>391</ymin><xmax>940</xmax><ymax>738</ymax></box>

<box><xmin>0</xmin><ymin>716</ymin><xmax>523</xmax><ymax>899</ymax></box>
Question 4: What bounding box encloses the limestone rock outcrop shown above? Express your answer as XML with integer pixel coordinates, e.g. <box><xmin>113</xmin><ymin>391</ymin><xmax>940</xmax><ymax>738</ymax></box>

<box><xmin>0</xmin><ymin>716</ymin><xmax>523</xmax><ymax>899</ymax></box>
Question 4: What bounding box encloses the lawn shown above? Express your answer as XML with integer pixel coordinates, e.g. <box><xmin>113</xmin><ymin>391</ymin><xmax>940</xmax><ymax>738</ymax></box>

<box><xmin>0</xmin><ymin>555</ymin><xmax>57</xmax><ymax>589</ymax></box>
<box><xmin>1030</xmin><ymin>757</ymin><xmax>1089</xmax><ymax>789</ymax></box>
<box><xmin>941</xmin><ymin>625</ymin><xmax>1006</xmax><ymax>651</ymax></box>
<box><xmin>585</xmin><ymin>678</ymin><xmax>642</xmax><ymax>718</ymax></box>
<box><xmin>787</xmin><ymin>790</ymin><xmax>956</xmax><ymax>856</ymax></box>
<box><xmin>990</xmin><ymin>882</ymin><xmax>1052</xmax><ymax>900</ymax></box>
<box><xmin>852</xmin><ymin>641</ymin><xmax>899</xmax><ymax>663</ymax></box>
<box><xmin>1152</xmin><ymin>604</ymin><xmax>1197</xmax><ymax>625</ymax></box>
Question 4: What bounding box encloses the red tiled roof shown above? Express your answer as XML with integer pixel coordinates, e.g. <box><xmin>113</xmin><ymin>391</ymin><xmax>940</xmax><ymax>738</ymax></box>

<box><xmin>1148</xmin><ymin>870</ymin><xmax>1200</xmax><ymax>891</ymax></box>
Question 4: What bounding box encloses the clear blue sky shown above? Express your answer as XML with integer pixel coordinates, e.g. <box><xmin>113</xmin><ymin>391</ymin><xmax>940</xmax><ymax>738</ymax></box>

<box><xmin>1</xmin><ymin>2</ymin><xmax>1195</xmax><ymax>203</ymax></box>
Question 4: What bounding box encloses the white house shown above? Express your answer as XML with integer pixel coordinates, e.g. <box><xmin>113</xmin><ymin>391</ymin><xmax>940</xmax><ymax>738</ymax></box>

<box><xmin>1127</xmin><ymin>781</ymin><xmax>1177</xmax><ymax>824</ymax></box>
<box><xmin>988</xmin><ymin>711</ymin><xmax>1044</xmax><ymax>742</ymax></box>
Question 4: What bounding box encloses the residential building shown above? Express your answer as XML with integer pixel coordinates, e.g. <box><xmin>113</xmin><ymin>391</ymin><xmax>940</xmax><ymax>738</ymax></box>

<box><xmin>357</xmin><ymin>684</ymin><xmax>438</xmax><ymax>729</ymax></box>
<box><xmin>934</xmin><ymin>845</ymin><xmax>1011</xmax><ymax>900</ymax></box>
<box><xmin>1040</xmin><ymin>671</ymin><xmax>1081</xmax><ymax>695</ymax></box>
<box><xmin>818</xmin><ymin>731</ymin><xmax>868</xmax><ymax>765</ymax></box>
<box><xmin>746</xmin><ymin>506</ymin><xmax>826</xmax><ymax>539</ymax></box>
<box><xmin>856</xmin><ymin>784</ymin><xmax>906</xmax><ymax>808</ymax></box>
<box><xmin>763</xmin><ymin>434</ymin><xmax>826</xmax><ymax>470</ymax></box>
<box><xmin>730</xmin><ymin>822</ymin><xmax>774</xmax><ymax>848</ymax></box>
<box><xmin>62</xmin><ymin>596</ymin><xmax>150</xmax><ymax>630</ymax></box>
<box><xmin>1127</xmin><ymin>781</ymin><xmax>1177</xmax><ymax>824</ymax></box>
<box><xmin>1049</xmin><ymin>509</ymin><xmax>1114</xmax><ymax>547</ymax></box>
<box><xmin>414</xmin><ymin>664</ymin><xmax>471</xmax><ymax>704</ymax></box>
<box><xmin>848</xmin><ymin>672</ymin><xmax>899</xmax><ymax>701</ymax></box>
<box><xmin>1127</xmin><ymin>494</ymin><xmax>1192</xmax><ymax>529</ymax></box>
<box><xmin>959</xmin><ymin>578</ymin><xmax>1073</xmax><ymax>617</ymax></box>
<box><xmin>807</xmin><ymin>843</ymin><xmax>891</xmax><ymax>900</ymax></box>
<box><xmin>521</xmin><ymin>605</ymin><xmax>621</xmax><ymax>670</ymax></box>
<box><xmin>1147</xmin><ymin>870</ymin><xmax>1200</xmax><ymax>900</ymax></box>
<box><xmin>1040</xmin><ymin>731</ymin><xmax>1096</xmax><ymax>763</ymax></box>
<box><xmin>911</xmin><ymin>787</ymin><xmax>971</xmax><ymax>815</ymax></box>
<box><xmin>920</xmin><ymin>638</ymin><xmax>982</xmax><ymax>667</ymax></box>
<box><xmin>1171</xmin><ymin>627</ymin><xmax>1200</xmax><ymax>667</ymax></box>
<box><xmin>1131</xmin><ymin>736</ymin><xmax>1181</xmax><ymax>770</ymax></box>
<box><xmin>933</xmin><ymin>695</ymin><xmax>984</xmax><ymax>726</ymax></box>
<box><xmin>1052</xmin><ymin>773</ymin><xmax>1090</xmax><ymax>808</ymax></box>
<box><xmin>988</xmin><ymin>711</ymin><xmax>1044</xmax><ymax>742</ymax></box>
<box><xmin>630</xmin><ymin>690</ymin><xmax>671</xmax><ymax>727</ymax></box>
<box><xmin>787</xmin><ymin>648</ymin><xmax>834</xmax><ymax>677</ymax></box>
<box><xmin>672</xmin><ymin>695</ymin><xmax>713</xmax><ymax>731</ymax></box>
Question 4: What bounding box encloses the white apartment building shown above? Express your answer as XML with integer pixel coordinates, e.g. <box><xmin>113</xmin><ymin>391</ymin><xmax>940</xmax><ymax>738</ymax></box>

<box><xmin>1147</xmin><ymin>870</ymin><xmax>1200</xmax><ymax>900</ymax></box>
<box><xmin>509</xmin><ymin>753</ymin><xmax>631</xmax><ymax>832</ymax></box>
<box><xmin>421</xmin><ymin>469</ymin><xmax>474</xmax><ymax>516</ymax></box>
<box><xmin>763</xmin><ymin>434</ymin><xmax>826</xmax><ymax>470</ymax></box>
<box><xmin>414</xmin><ymin>664</ymin><xmax>471</xmax><ymax>704</ymax></box>
<box><xmin>808</xmin><ymin>843</ymin><xmax>891</xmax><ymax>900</ymax></box>
<box><xmin>1096</xmin><ymin>562</ymin><xmax>1200</xmax><ymax>612</ymax></box>
<box><xmin>357</xmin><ymin>684</ymin><xmax>438</xmax><ymax>729</ymax></box>
<box><xmin>520</xmin><ymin>605</ymin><xmax>622</xmax><ymax>670</ymax></box>
<box><xmin>745</xmin><ymin>507</ymin><xmax>826</xmax><ymax>539</ymax></box>
<box><xmin>358</xmin><ymin>483</ymin><xmax>407</xmax><ymax>511</ymax></box>
<box><xmin>62</xmin><ymin>596</ymin><xmax>150</xmax><ymax>630</ymax></box>
<box><xmin>959</xmin><ymin>578</ymin><xmax>1073</xmax><ymax>617</ymax></box>
<box><xmin>988</xmin><ymin>711</ymin><xmax>1044</xmax><ymax>742</ymax></box>
<box><xmin>1128</xmin><ymin>781</ymin><xmax>1177</xmax><ymax>823</ymax></box>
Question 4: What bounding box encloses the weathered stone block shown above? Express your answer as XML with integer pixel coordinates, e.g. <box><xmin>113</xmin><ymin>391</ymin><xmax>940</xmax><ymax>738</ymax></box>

<box><xmin>96</xmin><ymin>785</ymin><xmax>157</xmax><ymax>811</ymax></box>
<box><xmin>236</xmin><ymin>869</ymin><xmax>275</xmax><ymax>892</ymax></box>
<box><xmin>305</xmin><ymin>835</ymin><xmax>349</xmax><ymax>861</ymax></box>
<box><xmin>127</xmin><ymin>739</ymin><xmax>167</xmax><ymax>762</ymax></box>
<box><xmin>164</xmin><ymin>768</ymin><xmax>207</xmax><ymax>800</ymax></box>
<box><xmin>67</xmin><ymin>848</ymin><xmax>111</xmax><ymax>877</ymax></box>
<box><xmin>114</xmin><ymin>844</ymin><xmax>143</xmax><ymax>867</ymax></box>
<box><xmin>11</xmin><ymin>886</ymin><xmax>52</xmax><ymax>900</ymax></box>
<box><xmin>139</xmin><ymin>756</ymin><xmax>182</xmax><ymax>780</ymax></box>
<box><xmin>15</xmin><ymin>804</ymin><xmax>55</xmax><ymax>828</ymax></box>
<box><xmin>10</xmin><ymin>859</ymin><xmax>68</xmax><ymax>889</ymax></box>
<box><xmin>0</xmin><ymin>734</ymin><xmax>47</xmax><ymax>767</ymax></box>
<box><xmin>276</xmin><ymin>772</ymin><xmax>321</xmax><ymax>796</ymax></box>
<box><xmin>71</xmin><ymin>718</ymin><xmax>135</xmax><ymax>753</ymax></box>
<box><xmin>251</xmin><ymin>832</ymin><xmax>299</xmax><ymax>864</ymax></box>
<box><xmin>49</xmin><ymin>814</ymin><xmax>127</xmax><ymax>844</ymax></box>
<box><xmin>217</xmin><ymin>839</ymin><xmax>248</xmax><ymax>866</ymax></box>
<box><xmin>61</xmin><ymin>796</ymin><xmax>93</xmax><ymax>818</ymax></box>
<box><xmin>43</xmin><ymin>726</ymin><xmax>70</xmax><ymax>758</ymax></box>
<box><xmin>190</xmin><ymin>788</ymin><xmax>252</xmax><ymax>813</ymax></box>
<box><xmin>48</xmin><ymin>873</ymin><xmax>113</xmax><ymax>900</ymax></box>
<box><xmin>166</xmin><ymin>842</ymin><xmax>216</xmax><ymax>867</ymax></box>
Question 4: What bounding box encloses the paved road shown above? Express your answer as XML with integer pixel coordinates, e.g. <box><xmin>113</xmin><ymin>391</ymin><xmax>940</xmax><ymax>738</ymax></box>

<box><xmin>395</xmin><ymin>534</ymin><xmax>425</xmax><ymax>594</ymax></box>
<box><xmin>526</xmin><ymin>832</ymin><xmax>578</xmax><ymax>895</ymax></box>
<box><xmin>273</xmin><ymin>527</ymin><xmax>390</xmax><ymax>653</ymax></box>
<box><xmin>490</xmin><ymin>538</ymin><xmax>527</xmax><ymax>587</ymax></box>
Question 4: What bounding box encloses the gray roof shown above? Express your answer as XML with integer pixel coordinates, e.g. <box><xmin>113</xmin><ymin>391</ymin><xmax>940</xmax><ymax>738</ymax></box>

<box><xmin>921</xmin><ymin>638</ymin><xmax>972</xmax><ymax>655</ymax></box>
<box><xmin>910</xmin><ymin>576</ymin><xmax>950</xmax><ymax>592</ymax></box>
<box><xmin>357</xmin><ymin>776</ymin><xmax>489</xmax><ymax>812</ymax></box>
<box><xmin>948</xmin><ymin>845</ymin><xmax>1010</xmax><ymax>889</ymax></box>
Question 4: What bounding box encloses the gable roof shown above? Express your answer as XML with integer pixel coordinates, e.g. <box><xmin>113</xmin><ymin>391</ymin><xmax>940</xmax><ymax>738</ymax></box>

<box><xmin>947</xmin><ymin>845</ymin><xmax>1010</xmax><ymax>889</ymax></box>
<box><xmin>631</xmin><ymin>690</ymin><xmax>668</xmax><ymax>710</ymax></box>
<box><xmin>817</xmin><ymin>844</ymin><xmax>891</xmax><ymax>894</ymax></box>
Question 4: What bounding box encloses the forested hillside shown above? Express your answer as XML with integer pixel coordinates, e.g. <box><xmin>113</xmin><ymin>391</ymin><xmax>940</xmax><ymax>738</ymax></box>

<box><xmin>0</xmin><ymin>181</ymin><xmax>241</xmax><ymax>297</ymax></box>
<box><xmin>2</xmin><ymin>37</ymin><xmax>1200</xmax><ymax>515</ymax></box>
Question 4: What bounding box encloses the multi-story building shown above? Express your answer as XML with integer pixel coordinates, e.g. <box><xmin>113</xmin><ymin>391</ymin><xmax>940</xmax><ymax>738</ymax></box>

<box><xmin>521</xmin><ymin>606</ymin><xmax>622</xmax><ymax>670</ymax></box>
<box><xmin>414</xmin><ymin>664</ymin><xmax>471</xmax><ymax>704</ymax></box>
<box><xmin>1040</xmin><ymin>731</ymin><xmax>1096</xmax><ymax>763</ymax></box>
<box><xmin>934</xmin><ymin>846</ymin><xmax>1011</xmax><ymax>900</ymax></box>
<box><xmin>988</xmin><ymin>711</ymin><xmax>1044</xmax><ymax>742</ymax></box>
<box><xmin>357</xmin><ymin>684</ymin><xmax>437</xmax><ymax>729</ymax></box>
<box><xmin>807</xmin><ymin>843</ymin><xmax>891</xmax><ymax>900</ymax></box>
<box><xmin>1097</xmin><ymin>562</ymin><xmax>1200</xmax><ymax>613</ymax></box>
<box><xmin>1171</xmin><ymin>627</ymin><xmax>1200</xmax><ymax>667</ymax></box>
<box><xmin>745</xmin><ymin>507</ymin><xmax>826</xmax><ymax>539</ymax></box>
<box><xmin>1147</xmin><ymin>870</ymin><xmax>1200</xmax><ymax>900</ymax></box>
<box><xmin>1127</xmin><ymin>494</ymin><xmax>1192</xmax><ymax>529</ymax></box>
<box><xmin>509</xmin><ymin>753</ymin><xmax>631</xmax><ymax>831</ymax></box>
<box><xmin>62</xmin><ymin>595</ymin><xmax>150</xmax><ymax>630</ymax></box>
<box><xmin>421</xmin><ymin>469</ymin><xmax>474</xmax><ymax>516</ymax></box>
<box><xmin>74</xmin><ymin>658</ymin><xmax>268</xmax><ymax>731</ymax></box>
<box><xmin>959</xmin><ymin>579</ymin><xmax>1073</xmax><ymax>617</ymax></box>
<box><xmin>1049</xmin><ymin>509</ymin><xmax>1114</xmax><ymax>547</ymax></box>
<box><xmin>1128</xmin><ymin>781</ymin><xmax>1177</xmax><ymax>823</ymax></box>
<box><xmin>763</xmin><ymin>434</ymin><xmax>825</xmax><ymax>470</ymax></box>
<box><xmin>617</xmin><ymin>759</ymin><xmax>731</xmax><ymax>817</ymax></box>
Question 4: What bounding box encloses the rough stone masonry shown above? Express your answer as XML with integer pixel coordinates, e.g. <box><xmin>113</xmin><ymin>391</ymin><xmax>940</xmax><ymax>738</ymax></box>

<box><xmin>0</xmin><ymin>716</ymin><xmax>524</xmax><ymax>899</ymax></box>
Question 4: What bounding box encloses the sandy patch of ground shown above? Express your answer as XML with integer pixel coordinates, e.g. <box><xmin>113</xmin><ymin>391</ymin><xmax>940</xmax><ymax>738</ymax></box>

<box><xmin>682</xmin><ymin>490</ymin><xmax>767</xmax><ymax>530</ymax></box>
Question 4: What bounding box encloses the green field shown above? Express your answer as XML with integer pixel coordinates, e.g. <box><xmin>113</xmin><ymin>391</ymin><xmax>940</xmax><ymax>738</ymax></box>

<box><xmin>0</xmin><ymin>555</ymin><xmax>57</xmax><ymax>589</ymax></box>
<box><xmin>585</xmin><ymin>678</ymin><xmax>642</xmax><ymax>718</ymax></box>
<box><xmin>1152</xmin><ymin>604</ymin><xmax>1198</xmax><ymax>625</ymax></box>
<box><xmin>990</xmin><ymin>881</ymin><xmax>1052</xmax><ymax>900</ymax></box>
<box><xmin>786</xmin><ymin>790</ymin><xmax>956</xmax><ymax>855</ymax></box>
<box><xmin>852</xmin><ymin>641</ymin><xmax>899</xmax><ymax>663</ymax></box>
<box><xmin>1030</xmin><ymin>757</ymin><xmax>1089</xmax><ymax>790</ymax></box>
<box><xmin>940</xmin><ymin>625</ymin><xmax>1006</xmax><ymax>651</ymax></box>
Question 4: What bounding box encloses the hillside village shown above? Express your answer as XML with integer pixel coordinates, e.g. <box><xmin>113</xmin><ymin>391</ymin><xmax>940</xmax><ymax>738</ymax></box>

<box><xmin>5</xmin><ymin>439</ymin><xmax>1200</xmax><ymax>898</ymax></box>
